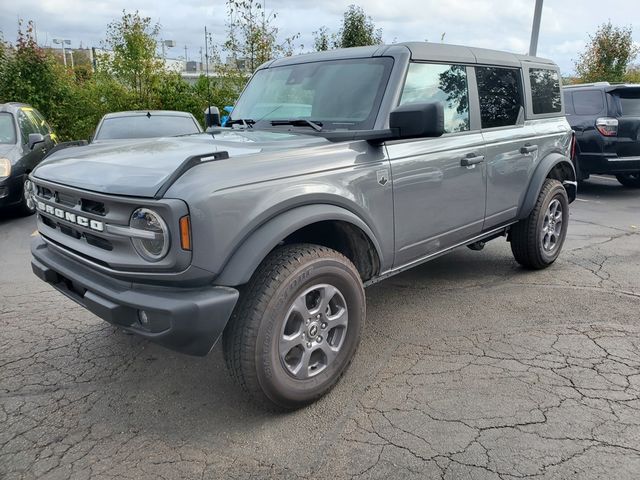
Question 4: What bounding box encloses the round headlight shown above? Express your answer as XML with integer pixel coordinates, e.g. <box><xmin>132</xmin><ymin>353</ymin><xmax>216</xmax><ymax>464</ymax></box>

<box><xmin>130</xmin><ymin>208</ymin><xmax>170</xmax><ymax>261</ymax></box>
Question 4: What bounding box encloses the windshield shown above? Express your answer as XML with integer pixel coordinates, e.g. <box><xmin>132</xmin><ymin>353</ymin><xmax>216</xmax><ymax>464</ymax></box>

<box><xmin>616</xmin><ymin>91</ymin><xmax>640</xmax><ymax>116</ymax></box>
<box><xmin>95</xmin><ymin>114</ymin><xmax>201</xmax><ymax>140</ymax></box>
<box><xmin>0</xmin><ymin>113</ymin><xmax>17</xmax><ymax>144</ymax></box>
<box><xmin>230</xmin><ymin>57</ymin><xmax>394</xmax><ymax>130</ymax></box>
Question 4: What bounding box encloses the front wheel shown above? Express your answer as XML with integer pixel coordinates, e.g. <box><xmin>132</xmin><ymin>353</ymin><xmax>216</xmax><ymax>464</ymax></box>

<box><xmin>223</xmin><ymin>244</ymin><xmax>365</xmax><ymax>410</ymax></box>
<box><xmin>615</xmin><ymin>173</ymin><xmax>640</xmax><ymax>188</ymax></box>
<box><xmin>16</xmin><ymin>178</ymin><xmax>37</xmax><ymax>216</ymax></box>
<box><xmin>510</xmin><ymin>179</ymin><xmax>569</xmax><ymax>269</ymax></box>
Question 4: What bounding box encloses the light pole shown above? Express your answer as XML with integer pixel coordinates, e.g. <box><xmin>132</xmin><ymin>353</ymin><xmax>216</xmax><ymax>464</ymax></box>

<box><xmin>160</xmin><ymin>39</ymin><xmax>175</xmax><ymax>59</ymax></box>
<box><xmin>52</xmin><ymin>38</ymin><xmax>71</xmax><ymax>67</ymax></box>
<box><xmin>529</xmin><ymin>0</ymin><xmax>544</xmax><ymax>57</ymax></box>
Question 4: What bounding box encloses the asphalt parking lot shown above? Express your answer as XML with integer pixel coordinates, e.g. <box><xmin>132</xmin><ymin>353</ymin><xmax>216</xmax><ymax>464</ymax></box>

<box><xmin>1</xmin><ymin>176</ymin><xmax>639</xmax><ymax>480</ymax></box>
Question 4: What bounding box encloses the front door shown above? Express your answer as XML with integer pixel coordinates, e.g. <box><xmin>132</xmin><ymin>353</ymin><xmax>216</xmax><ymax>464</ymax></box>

<box><xmin>386</xmin><ymin>62</ymin><xmax>486</xmax><ymax>267</ymax></box>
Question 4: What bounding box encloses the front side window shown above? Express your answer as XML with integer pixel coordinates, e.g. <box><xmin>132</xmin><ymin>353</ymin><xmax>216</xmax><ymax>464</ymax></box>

<box><xmin>529</xmin><ymin>68</ymin><xmax>561</xmax><ymax>114</ymax></box>
<box><xmin>400</xmin><ymin>63</ymin><xmax>470</xmax><ymax>133</ymax></box>
<box><xmin>476</xmin><ymin>67</ymin><xmax>523</xmax><ymax>128</ymax></box>
<box><xmin>17</xmin><ymin>110</ymin><xmax>39</xmax><ymax>144</ymax></box>
<box><xmin>30</xmin><ymin>109</ymin><xmax>52</xmax><ymax>135</ymax></box>
<box><xmin>230</xmin><ymin>57</ymin><xmax>394</xmax><ymax>130</ymax></box>
<box><xmin>0</xmin><ymin>113</ymin><xmax>17</xmax><ymax>144</ymax></box>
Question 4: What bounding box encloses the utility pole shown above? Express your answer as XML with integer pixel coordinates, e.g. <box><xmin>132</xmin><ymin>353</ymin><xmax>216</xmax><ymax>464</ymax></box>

<box><xmin>53</xmin><ymin>38</ymin><xmax>71</xmax><ymax>67</ymax></box>
<box><xmin>529</xmin><ymin>0</ymin><xmax>543</xmax><ymax>56</ymax></box>
<box><xmin>204</xmin><ymin>26</ymin><xmax>212</xmax><ymax>122</ymax></box>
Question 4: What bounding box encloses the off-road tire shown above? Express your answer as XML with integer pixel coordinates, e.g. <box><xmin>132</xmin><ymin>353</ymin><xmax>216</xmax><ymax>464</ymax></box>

<box><xmin>510</xmin><ymin>179</ymin><xmax>569</xmax><ymax>270</ymax></box>
<box><xmin>615</xmin><ymin>173</ymin><xmax>640</xmax><ymax>188</ymax></box>
<box><xmin>223</xmin><ymin>244</ymin><xmax>365</xmax><ymax>411</ymax></box>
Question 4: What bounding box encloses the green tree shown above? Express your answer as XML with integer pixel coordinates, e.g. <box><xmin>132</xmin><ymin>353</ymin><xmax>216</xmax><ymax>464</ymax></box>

<box><xmin>574</xmin><ymin>22</ymin><xmax>639</xmax><ymax>83</ymax></box>
<box><xmin>224</xmin><ymin>0</ymin><xmax>300</xmax><ymax>72</ymax></box>
<box><xmin>337</xmin><ymin>5</ymin><xmax>382</xmax><ymax>48</ymax></box>
<box><xmin>313</xmin><ymin>26</ymin><xmax>331</xmax><ymax>52</ymax></box>
<box><xmin>0</xmin><ymin>21</ymin><xmax>77</xmax><ymax>139</ymax></box>
<box><xmin>100</xmin><ymin>10</ymin><xmax>163</xmax><ymax>106</ymax></box>
<box><xmin>625</xmin><ymin>64</ymin><xmax>640</xmax><ymax>83</ymax></box>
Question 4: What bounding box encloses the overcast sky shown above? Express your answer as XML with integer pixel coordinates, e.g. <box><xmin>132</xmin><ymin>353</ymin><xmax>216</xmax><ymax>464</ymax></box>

<box><xmin>1</xmin><ymin>0</ymin><xmax>638</xmax><ymax>74</ymax></box>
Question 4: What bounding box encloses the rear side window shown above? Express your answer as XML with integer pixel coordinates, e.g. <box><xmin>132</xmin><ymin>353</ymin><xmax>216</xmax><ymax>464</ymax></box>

<box><xmin>476</xmin><ymin>67</ymin><xmax>523</xmax><ymax>128</ymax></box>
<box><xmin>529</xmin><ymin>68</ymin><xmax>561</xmax><ymax>114</ymax></box>
<box><xmin>400</xmin><ymin>63</ymin><xmax>470</xmax><ymax>133</ymax></box>
<box><xmin>562</xmin><ymin>91</ymin><xmax>573</xmax><ymax>114</ymax></box>
<box><xmin>616</xmin><ymin>92</ymin><xmax>640</xmax><ymax>116</ymax></box>
<box><xmin>572</xmin><ymin>90</ymin><xmax>604</xmax><ymax>115</ymax></box>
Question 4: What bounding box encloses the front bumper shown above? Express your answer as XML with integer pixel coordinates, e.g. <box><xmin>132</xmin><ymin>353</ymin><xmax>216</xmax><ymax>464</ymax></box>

<box><xmin>31</xmin><ymin>237</ymin><xmax>239</xmax><ymax>356</ymax></box>
<box><xmin>579</xmin><ymin>153</ymin><xmax>640</xmax><ymax>174</ymax></box>
<box><xmin>0</xmin><ymin>174</ymin><xmax>24</xmax><ymax>208</ymax></box>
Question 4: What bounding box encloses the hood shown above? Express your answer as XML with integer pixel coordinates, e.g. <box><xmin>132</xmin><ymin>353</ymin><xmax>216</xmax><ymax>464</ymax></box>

<box><xmin>33</xmin><ymin>130</ymin><xmax>328</xmax><ymax>197</ymax></box>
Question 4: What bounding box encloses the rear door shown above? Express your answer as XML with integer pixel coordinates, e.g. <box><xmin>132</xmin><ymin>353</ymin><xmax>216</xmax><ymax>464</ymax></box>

<box><xmin>478</xmin><ymin>66</ymin><xmax>538</xmax><ymax>229</ymax></box>
<box><xmin>608</xmin><ymin>87</ymin><xmax>640</xmax><ymax>159</ymax></box>
<box><xmin>386</xmin><ymin>62</ymin><xmax>487</xmax><ymax>266</ymax></box>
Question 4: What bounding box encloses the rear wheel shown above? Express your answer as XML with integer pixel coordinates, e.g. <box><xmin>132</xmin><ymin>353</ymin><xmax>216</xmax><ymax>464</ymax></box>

<box><xmin>615</xmin><ymin>173</ymin><xmax>640</xmax><ymax>188</ymax></box>
<box><xmin>510</xmin><ymin>179</ymin><xmax>569</xmax><ymax>270</ymax></box>
<box><xmin>223</xmin><ymin>244</ymin><xmax>365</xmax><ymax>410</ymax></box>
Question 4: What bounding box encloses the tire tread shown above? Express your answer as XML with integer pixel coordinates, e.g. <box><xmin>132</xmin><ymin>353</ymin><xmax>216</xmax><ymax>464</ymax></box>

<box><xmin>223</xmin><ymin>243</ymin><xmax>359</xmax><ymax>410</ymax></box>
<box><xmin>510</xmin><ymin>178</ymin><xmax>566</xmax><ymax>270</ymax></box>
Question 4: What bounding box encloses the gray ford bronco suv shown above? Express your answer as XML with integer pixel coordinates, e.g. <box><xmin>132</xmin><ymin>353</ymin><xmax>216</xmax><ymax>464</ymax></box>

<box><xmin>29</xmin><ymin>42</ymin><xmax>576</xmax><ymax>410</ymax></box>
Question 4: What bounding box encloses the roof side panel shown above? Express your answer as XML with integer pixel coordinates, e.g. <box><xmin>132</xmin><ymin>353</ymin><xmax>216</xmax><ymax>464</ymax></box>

<box><xmin>400</xmin><ymin>42</ymin><xmax>476</xmax><ymax>64</ymax></box>
<box><xmin>469</xmin><ymin>46</ymin><xmax>520</xmax><ymax>67</ymax></box>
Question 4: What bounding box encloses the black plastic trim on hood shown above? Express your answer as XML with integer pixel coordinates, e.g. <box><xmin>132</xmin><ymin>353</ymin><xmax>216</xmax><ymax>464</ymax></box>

<box><xmin>154</xmin><ymin>151</ymin><xmax>229</xmax><ymax>199</ymax></box>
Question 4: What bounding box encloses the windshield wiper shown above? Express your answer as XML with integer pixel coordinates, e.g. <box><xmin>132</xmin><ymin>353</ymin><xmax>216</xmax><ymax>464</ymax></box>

<box><xmin>226</xmin><ymin>118</ymin><xmax>255</xmax><ymax>128</ymax></box>
<box><xmin>270</xmin><ymin>119</ymin><xmax>323</xmax><ymax>132</ymax></box>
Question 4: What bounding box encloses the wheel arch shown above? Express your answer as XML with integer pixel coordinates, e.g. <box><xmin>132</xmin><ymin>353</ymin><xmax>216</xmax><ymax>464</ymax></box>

<box><xmin>214</xmin><ymin>204</ymin><xmax>383</xmax><ymax>286</ymax></box>
<box><xmin>518</xmin><ymin>153</ymin><xmax>576</xmax><ymax>220</ymax></box>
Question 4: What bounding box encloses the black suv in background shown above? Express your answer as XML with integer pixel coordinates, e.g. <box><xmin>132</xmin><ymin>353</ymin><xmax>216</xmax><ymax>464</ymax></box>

<box><xmin>563</xmin><ymin>82</ymin><xmax>640</xmax><ymax>187</ymax></box>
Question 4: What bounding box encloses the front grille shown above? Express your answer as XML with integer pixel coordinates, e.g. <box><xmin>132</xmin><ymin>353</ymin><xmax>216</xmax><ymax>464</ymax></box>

<box><xmin>81</xmin><ymin>198</ymin><xmax>107</xmax><ymax>216</ymax></box>
<box><xmin>31</xmin><ymin>177</ymin><xmax>191</xmax><ymax>275</ymax></box>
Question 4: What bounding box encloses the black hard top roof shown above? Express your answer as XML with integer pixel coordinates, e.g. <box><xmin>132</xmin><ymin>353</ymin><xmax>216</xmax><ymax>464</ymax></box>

<box><xmin>564</xmin><ymin>82</ymin><xmax>640</xmax><ymax>93</ymax></box>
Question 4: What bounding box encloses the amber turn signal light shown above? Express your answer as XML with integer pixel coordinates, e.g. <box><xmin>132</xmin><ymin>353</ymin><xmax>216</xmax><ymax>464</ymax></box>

<box><xmin>179</xmin><ymin>215</ymin><xmax>191</xmax><ymax>251</ymax></box>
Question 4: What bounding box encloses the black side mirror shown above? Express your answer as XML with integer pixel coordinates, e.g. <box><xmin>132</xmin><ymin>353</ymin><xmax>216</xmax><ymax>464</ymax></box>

<box><xmin>389</xmin><ymin>102</ymin><xmax>445</xmax><ymax>140</ymax></box>
<box><xmin>28</xmin><ymin>133</ymin><xmax>45</xmax><ymax>150</ymax></box>
<box><xmin>204</xmin><ymin>106</ymin><xmax>221</xmax><ymax>128</ymax></box>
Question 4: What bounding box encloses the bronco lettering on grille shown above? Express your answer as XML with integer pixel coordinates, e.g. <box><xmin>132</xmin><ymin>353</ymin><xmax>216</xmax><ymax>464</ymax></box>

<box><xmin>37</xmin><ymin>201</ymin><xmax>104</xmax><ymax>232</ymax></box>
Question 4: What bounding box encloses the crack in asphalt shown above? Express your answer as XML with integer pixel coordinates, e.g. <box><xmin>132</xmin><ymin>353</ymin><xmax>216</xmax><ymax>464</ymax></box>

<box><xmin>1</xmin><ymin>206</ymin><xmax>639</xmax><ymax>479</ymax></box>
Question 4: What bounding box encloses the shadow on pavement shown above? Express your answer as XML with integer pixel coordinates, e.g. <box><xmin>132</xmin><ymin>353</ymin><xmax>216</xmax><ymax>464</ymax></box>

<box><xmin>578</xmin><ymin>177</ymin><xmax>640</xmax><ymax>200</ymax></box>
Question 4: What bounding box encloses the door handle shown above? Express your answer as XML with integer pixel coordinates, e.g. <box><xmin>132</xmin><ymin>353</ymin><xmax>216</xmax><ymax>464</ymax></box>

<box><xmin>520</xmin><ymin>144</ymin><xmax>538</xmax><ymax>154</ymax></box>
<box><xmin>460</xmin><ymin>154</ymin><xmax>485</xmax><ymax>167</ymax></box>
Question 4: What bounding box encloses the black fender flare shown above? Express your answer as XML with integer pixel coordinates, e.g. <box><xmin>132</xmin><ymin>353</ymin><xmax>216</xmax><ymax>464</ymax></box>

<box><xmin>214</xmin><ymin>204</ymin><xmax>384</xmax><ymax>286</ymax></box>
<box><xmin>517</xmin><ymin>153</ymin><xmax>577</xmax><ymax>220</ymax></box>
